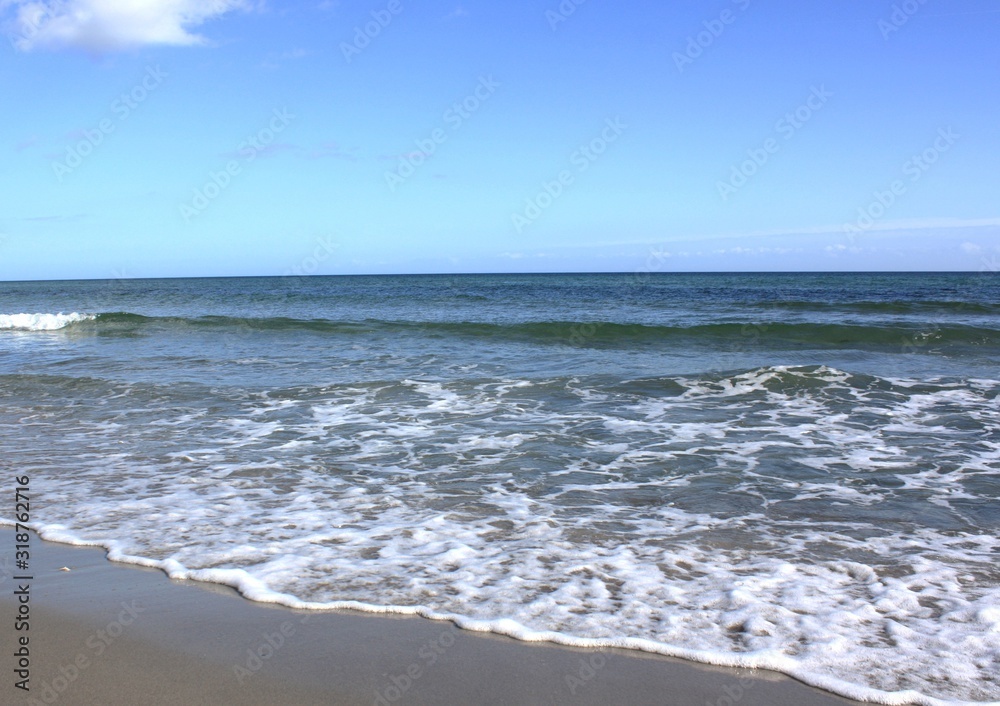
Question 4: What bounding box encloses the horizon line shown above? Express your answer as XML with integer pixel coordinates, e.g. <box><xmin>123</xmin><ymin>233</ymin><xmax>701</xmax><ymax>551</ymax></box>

<box><xmin>2</xmin><ymin>269</ymin><xmax>999</xmax><ymax>285</ymax></box>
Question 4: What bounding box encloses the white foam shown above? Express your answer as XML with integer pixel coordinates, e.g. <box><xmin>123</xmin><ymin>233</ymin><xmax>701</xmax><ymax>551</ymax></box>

<box><xmin>6</xmin><ymin>520</ymin><xmax>997</xmax><ymax>706</ymax></box>
<box><xmin>0</xmin><ymin>312</ymin><xmax>94</xmax><ymax>331</ymax></box>
<box><xmin>4</xmin><ymin>367</ymin><xmax>1000</xmax><ymax>705</ymax></box>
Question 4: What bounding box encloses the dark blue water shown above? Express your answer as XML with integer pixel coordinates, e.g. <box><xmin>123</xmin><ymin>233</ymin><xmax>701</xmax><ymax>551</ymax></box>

<box><xmin>2</xmin><ymin>272</ymin><xmax>999</xmax><ymax>384</ymax></box>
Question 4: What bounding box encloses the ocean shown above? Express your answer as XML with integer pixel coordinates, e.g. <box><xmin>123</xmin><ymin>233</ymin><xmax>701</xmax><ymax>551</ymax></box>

<box><xmin>2</xmin><ymin>272</ymin><xmax>998</xmax><ymax>705</ymax></box>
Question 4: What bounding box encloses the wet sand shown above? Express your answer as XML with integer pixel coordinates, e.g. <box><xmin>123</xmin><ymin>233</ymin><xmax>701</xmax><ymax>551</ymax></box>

<box><xmin>1</xmin><ymin>529</ymin><xmax>870</xmax><ymax>705</ymax></box>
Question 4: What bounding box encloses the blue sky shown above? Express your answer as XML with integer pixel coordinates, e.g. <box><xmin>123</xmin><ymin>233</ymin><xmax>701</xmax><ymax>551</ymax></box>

<box><xmin>1</xmin><ymin>0</ymin><xmax>999</xmax><ymax>280</ymax></box>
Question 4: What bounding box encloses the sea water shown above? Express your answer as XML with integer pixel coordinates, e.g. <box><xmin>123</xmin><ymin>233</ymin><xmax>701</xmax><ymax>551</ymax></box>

<box><xmin>1</xmin><ymin>272</ymin><xmax>998</xmax><ymax>705</ymax></box>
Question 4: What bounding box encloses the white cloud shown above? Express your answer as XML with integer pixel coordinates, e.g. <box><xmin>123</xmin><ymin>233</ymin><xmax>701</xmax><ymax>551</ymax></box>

<box><xmin>4</xmin><ymin>0</ymin><xmax>250</xmax><ymax>52</ymax></box>
<box><xmin>723</xmin><ymin>216</ymin><xmax>1000</xmax><ymax>240</ymax></box>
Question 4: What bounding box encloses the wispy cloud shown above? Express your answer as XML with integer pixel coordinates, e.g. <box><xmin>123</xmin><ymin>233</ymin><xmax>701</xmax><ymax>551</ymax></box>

<box><xmin>261</xmin><ymin>47</ymin><xmax>309</xmax><ymax>69</ymax></box>
<box><xmin>13</xmin><ymin>135</ymin><xmax>38</xmax><ymax>152</ymax></box>
<box><xmin>3</xmin><ymin>0</ymin><xmax>252</xmax><ymax>53</ymax></box>
<box><xmin>713</xmin><ymin>217</ymin><xmax>1000</xmax><ymax>241</ymax></box>
<box><xmin>305</xmin><ymin>141</ymin><xmax>358</xmax><ymax>161</ymax></box>
<box><xmin>377</xmin><ymin>151</ymin><xmax>430</xmax><ymax>161</ymax></box>
<box><xmin>499</xmin><ymin>251</ymin><xmax>550</xmax><ymax>259</ymax></box>
<box><xmin>549</xmin><ymin>217</ymin><xmax>1000</xmax><ymax>255</ymax></box>
<box><xmin>442</xmin><ymin>6</ymin><xmax>469</xmax><ymax>21</ymax></box>
<box><xmin>852</xmin><ymin>216</ymin><xmax>1000</xmax><ymax>232</ymax></box>
<box><xmin>214</xmin><ymin>141</ymin><xmax>360</xmax><ymax>161</ymax></box>
<box><xmin>218</xmin><ymin>142</ymin><xmax>296</xmax><ymax>160</ymax></box>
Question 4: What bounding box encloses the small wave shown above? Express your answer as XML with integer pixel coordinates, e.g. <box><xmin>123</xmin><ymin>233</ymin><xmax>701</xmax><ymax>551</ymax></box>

<box><xmin>0</xmin><ymin>312</ymin><xmax>95</xmax><ymax>331</ymax></box>
<box><xmin>8</xmin><ymin>311</ymin><xmax>999</xmax><ymax>351</ymax></box>
<box><xmin>750</xmin><ymin>300</ymin><xmax>1000</xmax><ymax>315</ymax></box>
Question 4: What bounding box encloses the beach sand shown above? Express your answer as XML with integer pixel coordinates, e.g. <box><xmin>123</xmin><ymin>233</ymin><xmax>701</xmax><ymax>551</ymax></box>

<box><xmin>2</xmin><ymin>529</ymin><xmax>869</xmax><ymax>706</ymax></box>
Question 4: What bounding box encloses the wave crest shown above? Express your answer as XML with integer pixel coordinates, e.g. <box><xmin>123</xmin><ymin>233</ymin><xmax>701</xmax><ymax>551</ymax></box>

<box><xmin>0</xmin><ymin>312</ymin><xmax>95</xmax><ymax>331</ymax></box>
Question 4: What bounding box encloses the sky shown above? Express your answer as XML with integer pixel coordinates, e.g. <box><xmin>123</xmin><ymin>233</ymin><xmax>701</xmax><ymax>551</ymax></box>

<box><xmin>1</xmin><ymin>0</ymin><xmax>999</xmax><ymax>280</ymax></box>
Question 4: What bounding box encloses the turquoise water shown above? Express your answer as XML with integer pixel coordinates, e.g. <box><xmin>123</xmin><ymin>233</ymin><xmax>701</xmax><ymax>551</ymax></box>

<box><xmin>2</xmin><ymin>272</ymin><xmax>999</xmax><ymax>704</ymax></box>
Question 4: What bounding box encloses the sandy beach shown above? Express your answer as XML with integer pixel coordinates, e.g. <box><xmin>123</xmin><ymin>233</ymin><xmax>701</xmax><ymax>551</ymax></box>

<box><xmin>0</xmin><ymin>528</ymin><xmax>873</xmax><ymax>706</ymax></box>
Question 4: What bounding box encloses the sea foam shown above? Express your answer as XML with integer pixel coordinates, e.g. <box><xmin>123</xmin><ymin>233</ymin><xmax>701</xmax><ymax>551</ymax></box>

<box><xmin>3</xmin><ymin>367</ymin><xmax>999</xmax><ymax>705</ymax></box>
<box><xmin>0</xmin><ymin>312</ymin><xmax>93</xmax><ymax>331</ymax></box>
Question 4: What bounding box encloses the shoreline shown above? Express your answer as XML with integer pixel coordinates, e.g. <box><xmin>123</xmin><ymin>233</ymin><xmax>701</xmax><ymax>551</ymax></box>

<box><xmin>3</xmin><ymin>528</ymin><xmax>871</xmax><ymax>705</ymax></box>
